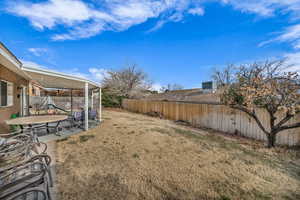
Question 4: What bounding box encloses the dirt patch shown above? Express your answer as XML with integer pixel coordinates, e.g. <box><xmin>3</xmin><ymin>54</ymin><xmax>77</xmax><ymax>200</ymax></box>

<box><xmin>56</xmin><ymin>110</ymin><xmax>300</xmax><ymax>200</ymax></box>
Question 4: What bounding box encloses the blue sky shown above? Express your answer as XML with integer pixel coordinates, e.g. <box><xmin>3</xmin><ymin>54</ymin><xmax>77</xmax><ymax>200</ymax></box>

<box><xmin>1</xmin><ymin>0</ymin><xmax>300</xmax><ymax>90</ymax></box>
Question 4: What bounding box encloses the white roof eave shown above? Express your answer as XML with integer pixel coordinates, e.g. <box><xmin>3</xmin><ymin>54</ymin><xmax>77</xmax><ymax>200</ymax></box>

<box><xmin>22</xmin><ymin>66</ymin><xmax>100</xmax><ymax>89</ymax></box>
<box><xmin>0</xmin><ymin>48</ymin><xmax>32</xmax><ymax>80</ymax></box>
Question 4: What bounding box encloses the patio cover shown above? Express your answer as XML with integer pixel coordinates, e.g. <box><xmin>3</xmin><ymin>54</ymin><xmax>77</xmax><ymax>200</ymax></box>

<box><xmin>21</xmin><ymin>66</ymin><xmax>100</xmax><ymax>89</ymax></box>
<box><xmin>21</xmin><ymin>66</ymin><xmax>102</xmax><ymax>131</ymax></box>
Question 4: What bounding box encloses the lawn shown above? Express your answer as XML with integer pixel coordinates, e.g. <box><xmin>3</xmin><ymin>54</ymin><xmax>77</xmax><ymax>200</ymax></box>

<box><xmin>55</xmin><ymin>109</ymin><xmax>300</xmax><ymax>200</ymax></box>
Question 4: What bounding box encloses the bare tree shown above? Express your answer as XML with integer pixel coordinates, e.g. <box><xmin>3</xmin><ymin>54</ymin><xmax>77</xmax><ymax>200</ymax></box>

<box><xmin>160</xmin><ymin>83</ymin><xmax>184</xmax><ymax>92</ymax></box>
<box><xmin>212</xmin><ymin>64</ymin><xmax>236</xmax><ymax>88</ymax></box>
<box><xmin>213</xmin><ymin>60</ymin><xmax>300</xmax><ymax>147</ymax></box>
<box><xmin>102</xmin><ymin>63</ymin><xmax>152</xmax><ymax>98</ymax></box>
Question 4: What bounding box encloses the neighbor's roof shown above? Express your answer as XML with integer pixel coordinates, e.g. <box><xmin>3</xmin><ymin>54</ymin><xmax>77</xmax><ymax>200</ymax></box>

<box><xmin>0</xmin><ymin>42</ymin><xmax>31</xmax><ymax>80</ymax></box>
<box><xmin>22</xmin><ymin>66</ymin><xmax>100</xmax><ymax>89</ymax></box>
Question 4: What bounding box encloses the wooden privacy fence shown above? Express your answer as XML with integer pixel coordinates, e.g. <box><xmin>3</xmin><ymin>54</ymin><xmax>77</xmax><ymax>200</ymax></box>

<box><xmin>123</xmin><ymin>99</ymin><xmax>300</xmax><ymax>146</ymax></box>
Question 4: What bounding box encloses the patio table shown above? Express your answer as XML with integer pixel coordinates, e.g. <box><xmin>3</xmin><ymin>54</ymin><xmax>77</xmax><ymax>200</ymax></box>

<box><xmin>5</xmin><ymin>115</ymin><xmax>68</xmax><ymax>135</ymax></box>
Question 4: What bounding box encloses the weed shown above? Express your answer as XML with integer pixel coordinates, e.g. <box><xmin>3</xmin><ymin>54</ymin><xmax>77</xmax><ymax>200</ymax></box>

<box><xmin>251</xmin><ymin>189</ymin><xmax>273</xmax><ymax>200</ymax></box>
<box><xmin>68</xmin><ymin>140</ymin><xmax>77</xmax><ymax>145</ymax></box>
<box><xmin>144</xmin><ymin>149</ymin><xmax>150</xmax><ymax>153</ymax></box>
<box><xmin>79</xmin><ymin>135</ymin><xmax>95</xmax><ymax>143</ymax></box>
<box><xmin>150</xmin><ymin>127</ymin><xmax>170</xmax><ymax>135</ymax></box>
<box><xmin>132</xmin><ymin>153</ymin><xmax>139</xmax><ymax>158</ymax></box>
<box><xmin>220</xmin><ymin>195</ymin><xmax>231</xmax><ymax>200</ymax></box>
<box><xmin>172</xmin><ymin>127</ymin><xmax>206</xmax><ymax>140</ymax></box>
<box><xmin>57</xmin><ymin>137</ymin><xmax>69</xmax><ymax>143</ymax></box>
<box><xmin>128</xmin><ymin>131</ymin><xmax>135</xmax><ymax>135</ymax></box>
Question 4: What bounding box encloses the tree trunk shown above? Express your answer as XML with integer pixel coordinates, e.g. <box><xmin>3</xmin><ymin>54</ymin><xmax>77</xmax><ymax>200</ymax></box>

<box><xmin>267</xmin><ymin>133</ymin><xmax>276</xmax><ymax>148</ymax></box>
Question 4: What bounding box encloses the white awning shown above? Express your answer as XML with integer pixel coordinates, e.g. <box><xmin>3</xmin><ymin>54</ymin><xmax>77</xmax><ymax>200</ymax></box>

<box><xmin>22</xmin><ymin>66</ymin><xmax>100</xmax><ymax>89</ymax></box>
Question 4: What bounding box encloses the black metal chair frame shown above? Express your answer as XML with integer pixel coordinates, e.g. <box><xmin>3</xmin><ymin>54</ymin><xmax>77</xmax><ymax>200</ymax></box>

<box><xmin>0</xmin><ymin>161</ymin><xmax>52</xmax><ymax>200</ymax></box>
<box><xmin>0</xmin><ymin>128</ymin><xmax>53</xmax><ymax>200</ymax></box>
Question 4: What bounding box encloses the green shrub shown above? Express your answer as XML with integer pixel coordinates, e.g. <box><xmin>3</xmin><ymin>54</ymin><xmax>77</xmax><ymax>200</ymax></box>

<box><xmin>102</xmin><ymin>90</ymin><xmax>125</xmax><ymax>108</ymax></box>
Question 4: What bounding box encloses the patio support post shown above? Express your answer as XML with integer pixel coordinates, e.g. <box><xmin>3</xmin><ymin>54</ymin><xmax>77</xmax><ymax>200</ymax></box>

<box><xmin>85</xmin><ymin>82</ymin><xmax>89</xmax><ymax>131</ymax></box>
<box><xmin>91</xmin><ymin>90</ymin><xmax>94</xmax><ymax>110</ymax></box>
<box><xmin>70</xmin><ymin>89</ymin><xmax>73</xmax><ymax>114</ymax></box>
<box><xmin>99</xmin><ymin>88</ymin><xmax>102</xmax><ymax>122</ymax></box>
<box><xmin>26</xmin><ymin>86</ymin><xmax>29</xmax><ymax>116</ymax></box>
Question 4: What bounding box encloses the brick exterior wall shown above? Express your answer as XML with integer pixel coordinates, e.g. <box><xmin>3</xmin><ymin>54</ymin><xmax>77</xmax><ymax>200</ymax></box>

<box><xmin>0</xmin><ymin>64</ymin><xmax>29</xmax><ymax>133</ymax></box>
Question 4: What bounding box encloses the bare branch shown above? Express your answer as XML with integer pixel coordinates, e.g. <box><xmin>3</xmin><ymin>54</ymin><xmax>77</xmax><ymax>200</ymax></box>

<box><xmin>274</xmin><ymin>113</ymin><xmax>294</xmax><ymax>129</ymax></box>
<box><xmin>231</xmin><ymin>105</ymin><xmax>269</xmax><ymax>135</ymax></box>
<box><xmin>277</xmin><ymin>122</ymin><xmax>300</xmax><ymax>132</ymax></box>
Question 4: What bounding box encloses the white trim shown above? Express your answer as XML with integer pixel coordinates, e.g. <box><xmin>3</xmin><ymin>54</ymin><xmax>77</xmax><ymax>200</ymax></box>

<box><xmin>85</xmin><ymin>82</ymin><xmax>89</xmax><ymax>131</ymax></box>
<box><xmin>0</xmin><ymin>49</ymin><xmax>31</xmax><ymax>80</ymax></box>
<box><xmin>91</xmin><ymin>90</ymin><xmax>94</xmax><ymax>110</ymax></box>
<box><xmin>0</xmin><ymin>48</ymin><xmax>21</xmax><ymax>68</ymax></box>
<box><xmin>20</xmin><ymin>86</ymin><xmax>27</xmax><ymax>116</ymax></box>
<box><xmin>99</xmin><ymin>88</ymin><xmax>102</xmax><ymax>122</ymax></box>
<box><xmin>22</xmin><ymin>66</ymin><xmax>100</xmax><ymax>88</ymax></box>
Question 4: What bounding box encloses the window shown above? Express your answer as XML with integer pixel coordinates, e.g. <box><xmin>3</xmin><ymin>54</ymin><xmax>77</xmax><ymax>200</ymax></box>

<box><xmin>0</xmin><ymin>80</ymin><xmax>13</xmax><ymax>107</ymax></box>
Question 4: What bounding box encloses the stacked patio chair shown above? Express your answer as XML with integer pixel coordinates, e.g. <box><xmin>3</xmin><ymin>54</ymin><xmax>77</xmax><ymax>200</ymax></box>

<box><xmin>88</xmin><ymin>110</ymin><xmax>97</xmax><ymax>121</ymax></box>
<box><xmin>72</xmin><ymin>111</ymin><xmax>84</xmax><ymax>129</ymax></box>
<box><xmin>69</xmin><ymin>109</ymin><xmax>98</xmax><ymax>129</ymax></box>
<box><xmin>0</xmin><ymin>128</ymin><xmax>53</xmax><ymax>200</ymax></box>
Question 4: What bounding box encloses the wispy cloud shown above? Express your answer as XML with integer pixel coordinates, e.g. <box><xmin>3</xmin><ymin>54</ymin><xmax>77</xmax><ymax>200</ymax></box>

<box><xmin>230</xmin><ymin>0</ymin><xmax>300</xmax><ymax>51</ymax></box>
<box><xmin>284</xmin><ymin>52</ymin><xmax>300</xmax><ymax>71</ymax></box>
<box><xmin>28</xmin><ymin>48</ymin><xmax>48</xmax><ymax>56</ymax></box>
<box><xmin>88</xmin><ymin>68</ymin><xmax>109</xmax><ymax>82</ymax></box>
<box><xmin>276</xmin><ymin>24</ymin><xmax>300</xmax><ymax>49</ymax></box>
<box><xmin>6</xmin><ymin>0</ymin><xmax>110</xmax><ymax>30</ymax></box>
<box><xmin>146</xmin><ymin>12</ymin><xmax>185</xmax><ymax>33</ymax></box>
<box><xmin>188</xmin><ymin>7</ymin><xmax>205</xmax><ymax>16</ymax></box>
<box><xmin>5</xmin><ymin>0</ymin><xmax>205</xmax><ymax>40</ymax></box>
<box><xmin>222</xmin><ymin>0</ymin><xmax>300</xmax><ymax>17</ymax></box>
<box><xmin>5</xmin><ymin>0</ymin><xmax>300</xmax><ymax>54</ymax></box>
<box><xmin>21</xmin><ymin>60</ymin><xmax>49</xmax><ymax>69</ymax></box>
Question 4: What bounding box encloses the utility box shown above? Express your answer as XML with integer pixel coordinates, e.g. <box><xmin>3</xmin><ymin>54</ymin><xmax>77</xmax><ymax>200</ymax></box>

<box><xmin>202</xmin><ymin>81</ymin><xmax>217</xmax><ymax>93</ymax></box>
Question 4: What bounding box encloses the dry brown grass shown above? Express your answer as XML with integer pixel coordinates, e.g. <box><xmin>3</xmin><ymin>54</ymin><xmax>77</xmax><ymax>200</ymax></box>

<box><xmin>55</xmin><ymin>109</ymin><xmax>300</xmax><ymax>200</ymax></box>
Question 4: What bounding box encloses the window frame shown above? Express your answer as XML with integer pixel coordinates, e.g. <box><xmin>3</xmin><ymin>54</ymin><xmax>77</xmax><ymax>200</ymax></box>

<box><xmin>0</xmin><ymin>79</ymin><xmax>14</xmax><ymax>108</ymax></box>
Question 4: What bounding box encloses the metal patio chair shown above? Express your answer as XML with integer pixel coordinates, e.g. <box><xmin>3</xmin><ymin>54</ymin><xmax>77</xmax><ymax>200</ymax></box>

<box><xmin>1</xmin><ymin>129</ymin><xmax>47</xmax><ymax>157</ymax></box>
<box><xmin>0</xmin><ymin>126</ymin><xmax>53</xmax><ymax>200</ymax></box>
<box><xmin>0</xmin><ymin>161</ymin><xmax>52</xmax><ymax>200</ymax></box>
<box><xmin>0</xmin><ymin>134</ymin><xmax>32</xmax><ymax>168</ymax></box>
<box><xmin>0</xmin><ymin>132</ymin><xmax>52</xmax><ymax>181</ymax></box>
<box><xmin>0</xmin><ymin>154</ymin><xmax>53</xmax><ymax>188</ymax></box>
<box><xmin>6</xmin><ymin>187</ymin><xmax>48</xmax><ymax>200</ymax></box>
<box><xmin>0</xmin><ymin>131</ymin><xmax>52</xmax><ymax>187</ymax></box>
<box><xmin>72</xmin><ymin>111</ymin><xmax>84</xmax><ymax>128</ymax></box>
<box><xmin>89</xmin><ymin>109</ymin><xmax>97</xmax><ymax>120</ymax></box>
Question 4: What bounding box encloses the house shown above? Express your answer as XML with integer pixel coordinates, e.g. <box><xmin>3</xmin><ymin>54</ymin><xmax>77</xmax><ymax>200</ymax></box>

<box><xmin>145</xmin><ymin>88</ymin><xmax>221</xmax><ymax>103</ymax></box>
<box><xmin>0</xmin><ymin>42</ymin><xmax>31</xmax><ymax>133</ymax></box>
<box><xmin>0</xmin><ymin>42</ymin><xmax>102</xmax><ymax>133</ymax></box>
